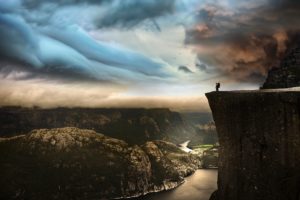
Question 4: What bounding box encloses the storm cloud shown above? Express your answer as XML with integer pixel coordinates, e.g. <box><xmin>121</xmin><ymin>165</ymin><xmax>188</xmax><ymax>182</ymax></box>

<box><xmin>185</xmin><ymin>0</ymin><xmax>300</xmax><ymax>82</ymax></box>
<box><xmin>0</xmin><ymin>0</ymin><xmax>175</xmax><ymax>84</ymax></box>
<box><xmin>0</xmin><ymin>0</ymin><xmax>299</xmax><ymax>109</ymax></box>
<box><xmin>1</xmin><ymin>0</ymin><xmax>299</xmax><ymax>84</ymax></box>
<box><xmin>96</xmin><ymin>0</ymin><xmax>176</xmax><ymax>28</ymax></box>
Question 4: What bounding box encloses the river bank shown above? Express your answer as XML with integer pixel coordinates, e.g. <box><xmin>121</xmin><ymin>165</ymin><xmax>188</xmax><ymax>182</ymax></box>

<box><xmin>127</xmin><ymin>169</ymin><xmax>217</xmax><ymax>200</ymax></box>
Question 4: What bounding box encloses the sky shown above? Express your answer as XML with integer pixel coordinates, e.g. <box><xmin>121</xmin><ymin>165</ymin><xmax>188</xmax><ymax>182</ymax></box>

<box><xmin>0</xmin><ymin>0</ymin><xmax>299</xmax><ymax>112</ymax></box>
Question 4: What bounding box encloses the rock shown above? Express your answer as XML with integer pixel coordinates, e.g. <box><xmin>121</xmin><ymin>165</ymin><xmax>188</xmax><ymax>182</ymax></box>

<box><xmin>141</xmin><ymin>140</ymin><xmax>200</xmax><ymax>192</ymax></box>
<box><xmin>209</xmin><ymin>190</ymin><xmax>218</xmax><ymax>200</ymax></box>
<box><xmin>0</xmin><ymin>127</ymin><xmax>146</xmax><ymax>199</ymax></box>
<box><xmin>151</xmin><ymin>141</ymin><xmax>201</xmax><ymax>177</ymax></box>
<box><xmin>206</xmin><ymin>91</ymin><xmax>300</xmax><ymax>200</ymax></box>
<box><xmin>262</xmin><ymin>45</ymin><xmax>300</xmax><ymax>89</ymax></box>
<box><xmin>0</xmin><ymin>127</ymin><xmax>200</xmax><ymax>200</ymax></box>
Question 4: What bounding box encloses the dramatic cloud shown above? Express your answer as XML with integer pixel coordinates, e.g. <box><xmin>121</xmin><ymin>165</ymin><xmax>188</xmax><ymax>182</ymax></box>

<box><xmin>96</xmin><ymin>0</ymin><xmax>176</xmax><ymax>28</ymax></box>
<box><xmin>178</xmin><ymin>66</ymin><xmax>193</xmax><ymax>74</ymax></box>
<box><xmin>185</xmin><ymin>0</ymin><xmax>300</xmax><ymax>82</ymax></box>
<box><xmin>22</xmin><ymin>0</ymin><xmax>107</xmax><ymax>8</ymax></box>
<box><xmin>0</xmin><ymin>0</ymin><xmax>173</xmax><ymax>84</ymax></box>
<box><xmin>2</xmin><ymin>0</ymin><xmax>299</xmax><ymax>84</ymax></box>
<box><xmin>20</xmin><ymin>0</ymin><xmax>177</xmax><ymax>29</ymax></box>
<box><xmin>0</xmin><ymin>0</ymin><xmax>299</xmax><ymax>110</ymax></box>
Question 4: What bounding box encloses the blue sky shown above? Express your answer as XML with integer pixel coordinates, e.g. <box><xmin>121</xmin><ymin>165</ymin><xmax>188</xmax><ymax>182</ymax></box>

<box><xmin>0</xmin><ymin>0</ymin><xmax>299</xmax><ymax>111</ymax></box>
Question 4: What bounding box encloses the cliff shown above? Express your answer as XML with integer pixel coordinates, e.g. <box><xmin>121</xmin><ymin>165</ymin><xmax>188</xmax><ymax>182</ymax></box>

<box><xmin>0</xmin><ymin>127</ymin><xmax>200</xmax><ymax>200</ymax></box>
<box><xmin>0</xmin><ymin>107</ymin><xmax>195</xmax><ymax>145</ymax></box>
<box><xmin>262</xmin><ymin>45</ymin><xmax>300</xmax><ymax>89</ymax></box>
<box><xmin>206</xmin><ymin>90</ymin><xmax>300</xmax><ymax>200</ymax></box>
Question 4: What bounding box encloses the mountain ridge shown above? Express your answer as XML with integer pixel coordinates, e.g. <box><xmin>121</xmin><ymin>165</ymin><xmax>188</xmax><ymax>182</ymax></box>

<box><xmin>0</xmin><ymin>107</ymin><xmax>191</xmax><ymax>145</ymax></box>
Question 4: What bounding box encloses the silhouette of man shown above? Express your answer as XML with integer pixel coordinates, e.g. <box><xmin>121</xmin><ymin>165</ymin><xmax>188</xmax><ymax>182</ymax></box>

<box><xmin>216</xmin><ymin>82</ymin><xmax>220</xmax><ymax>91</ymax></box>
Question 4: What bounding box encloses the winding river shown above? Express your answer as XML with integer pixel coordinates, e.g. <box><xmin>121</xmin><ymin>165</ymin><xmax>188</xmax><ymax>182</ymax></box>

<box><xmin>132</xmin><ymin>169</ymin><xmax>218</xmax><ymax>200</ymax></box>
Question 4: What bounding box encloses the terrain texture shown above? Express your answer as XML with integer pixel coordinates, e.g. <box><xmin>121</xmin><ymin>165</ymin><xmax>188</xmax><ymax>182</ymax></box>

<box><xmin>0</xmin><ymin>107</ymin><xmax>196</xmax><ymax>145</ymax></box>
<box><xmin>206</xmin><ymin>90</ymin><xmax>300</xmax><ymax>200</ymax></box>
<box><xmin>0</xmin><ymin>127</ymin><xmax>200</xmax><ymax>200</ymax></box>
<box><xmin>263</xmin><ymin>45</ymin><xmax>300</xmax><ymax>89</ymax></box>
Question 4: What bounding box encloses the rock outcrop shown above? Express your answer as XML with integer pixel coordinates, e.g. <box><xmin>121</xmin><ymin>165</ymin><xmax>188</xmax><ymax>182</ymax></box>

<box><xmin>0</xmin><ymin>127</ymin><xmax>200</xmax><ymax>200</ymax></box>
<box><xmin>206</xmin><ymin>91</ymin><xmax>300</xmax><ymax>200</ymax></box>
<box><xmin>0</xmin><ymin>107</ymin><xmax>195</xmax><ymax>145</ymax></box>
<box><xmin>262</xmin><ymin>45</ymin><xmax>300</xmax><ymax>89</ymax></box>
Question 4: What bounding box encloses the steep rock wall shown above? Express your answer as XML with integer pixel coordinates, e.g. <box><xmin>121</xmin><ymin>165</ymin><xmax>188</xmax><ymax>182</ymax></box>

<box><xmin>206</xmin><ymin>91</ymin><xmax>300</xmax><ymax>200</ymax></box>
<box><xmin>262</xmin><ymin>45</ymin><xmax>300</xmax><ymax>89</ymax></box>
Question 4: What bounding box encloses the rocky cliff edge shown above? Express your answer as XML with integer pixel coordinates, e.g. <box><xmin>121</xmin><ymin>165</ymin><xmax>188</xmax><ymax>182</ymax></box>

<box><xmin>206</xmin><ymin>90</ymin><xmax>300</xmax><ymax>200</ymax></box>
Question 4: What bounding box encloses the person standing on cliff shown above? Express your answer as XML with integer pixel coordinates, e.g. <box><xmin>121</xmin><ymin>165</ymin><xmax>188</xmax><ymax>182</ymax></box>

<box><xmin>216</xmin><ymin>82</ymin><xmax>221</xmax><ymax>91</ymax></box>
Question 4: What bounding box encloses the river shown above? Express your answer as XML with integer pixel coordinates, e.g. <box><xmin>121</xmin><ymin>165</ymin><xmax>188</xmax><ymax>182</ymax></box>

<box><xmin>131</xmin><ymin>169</ymin><xmax>217</xmax><ymax>200</ymax></box>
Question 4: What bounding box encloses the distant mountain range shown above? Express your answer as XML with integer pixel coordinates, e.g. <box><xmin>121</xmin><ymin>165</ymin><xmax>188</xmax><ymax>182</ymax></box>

<box><xmin>0</xmin><ymin>107</ymin><xmax>217</xmax><ymax>146</ymax></box>
<box><xmin>0</xmin><ymin>108</ymin><xmax>217</xmax><ymax>199</ymax></box>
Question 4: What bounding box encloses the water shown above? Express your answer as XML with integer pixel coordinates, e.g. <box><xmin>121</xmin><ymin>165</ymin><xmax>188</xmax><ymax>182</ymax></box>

<box><xmin>132</xmin><ymin>169</ymin><xmax>218</xmax><ymax>200</ymax></box>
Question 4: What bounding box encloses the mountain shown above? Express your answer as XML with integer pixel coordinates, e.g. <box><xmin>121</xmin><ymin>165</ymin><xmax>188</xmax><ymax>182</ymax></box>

<box><xmin>0</xmin><ymin>107</ymin><xmax>196</xmax><ymax>145</ymax></box>
<box><xmin>195</xmin><ymin>121</ymin><xmax>217</xmax><ymax>145</ymax></box>
<box><xmin>181</xmin><ymin>112</ymin><xmax>213</xmax><ymax>125</ymax></box>
<box><xmin>181</xmin><ymin>112</ymin><xmax>218</xmax><ymax>146</ymax></box>
<box><xmin>0</xmin><ymin>127</ymin><xmax>200</xmax><ymax>200</ymax></box>
<box><xmin>262</xmin><ymin>45</ymin><xmax>300</xmax><ymax>89</ymax></box>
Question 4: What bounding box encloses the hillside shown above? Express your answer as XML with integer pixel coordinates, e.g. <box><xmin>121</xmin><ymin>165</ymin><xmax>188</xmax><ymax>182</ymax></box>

<box><xmin>0</xmin><ymin>127</ymin><xmax>200</xmax><ymax>200</ymax></box>
<box><xmin>0</xmin><ymin>107</ymin><xmax>195</xmax><ymax>145</ymax></box>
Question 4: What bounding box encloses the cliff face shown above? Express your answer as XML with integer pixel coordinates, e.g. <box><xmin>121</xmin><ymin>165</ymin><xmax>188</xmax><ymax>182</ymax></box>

<box><xmin>0</xmin><ymin>107</ymin><xmax>193</xmax><ymax>145</ymax></box>
<box><xmin>0</xmin><ymin>127</ymin><xmax>200</xmax><ymax>200</ymax></box>
<box><xmin>262</xmin><ymin>45</ymin><xmax>300</xmax><ymax>89</ymax></box>
<box><xmin>206</xmin><ymin>91</ymin><xmax>300</xmax><ymax>200</ymax></box>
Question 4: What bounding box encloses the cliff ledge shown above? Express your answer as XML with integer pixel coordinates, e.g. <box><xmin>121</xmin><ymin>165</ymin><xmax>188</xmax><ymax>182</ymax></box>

<box><xmin>206</xmin><ymin>90</ymin><xmax>300</xmax><ymax>200</ymax></box>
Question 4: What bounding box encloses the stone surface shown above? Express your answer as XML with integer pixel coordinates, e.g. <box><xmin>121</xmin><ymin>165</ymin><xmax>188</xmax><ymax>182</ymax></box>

<box><xmin>206</xmin><ymin>91</ymin><xmax>300</xmax><ymax>200</ymax></box>
<box><xmin>143</xmin><ymin>140</ymin><xmax>200</xmax><ymax>183</ymax></box>
<box><xmin>0</xmin><ymin>127</ymin><xmax>200</xmax><ymax>200</ymax></box>
<box><xmin>262</xmin><ymin>45</ymin><xmax>300</xmax><ymax>89</ymax></box>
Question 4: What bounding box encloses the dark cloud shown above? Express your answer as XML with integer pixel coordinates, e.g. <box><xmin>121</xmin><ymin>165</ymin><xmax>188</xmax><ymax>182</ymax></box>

<box><xmin>0</xmin><ymin>1</ymin><xmax>171</xmax><ymax>83</ymax></box>
<box><xmin>185</xmin><ymin>0</ymin><xmax>300</xmax><ymax>82</ymax></box>
<box><xmin>0</xmin><ymin>0</ymin><xmax>176</xmax><ymax>84</ymax></box>
<box><xmin>1</xmin><ymin>0</ymin><xmax>299</xmax><ymax>86</ymax></box>
<box><xmin>22</xmin><ymin>0</ymin><xmax>108</xmax><ymax>8</ymax></box>
<box><xmin>20</xmin><ymin>0</ymin><xmax>176</xmax><ymax>29</ymax></box>
<box><xmin>178</xmin><ymin>66</ymin><xmax>193</xmax><ymax>74</ymax></box>
<box><xmin>96</xmin><ymin>0</ymin><xmax>176</xmax><ymax>28</ymax></box>
<box><xmin>196</xmin><ymin>63</ymin><xmax>207</xmax><ymax>71</ymax></box>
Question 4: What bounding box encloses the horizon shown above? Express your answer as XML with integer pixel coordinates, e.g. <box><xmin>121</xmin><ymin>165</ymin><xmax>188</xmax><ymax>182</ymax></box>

<box><xmin>0</xmin><ymin>104</ymin><xmax>213</xmax><ymax>113</ymax></box>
